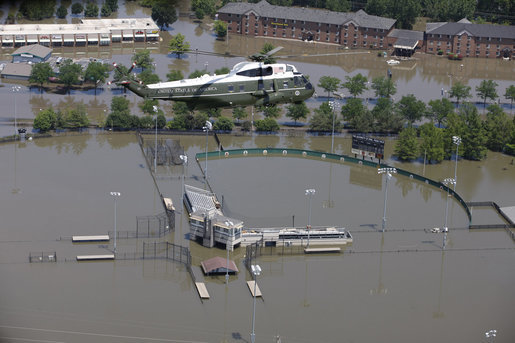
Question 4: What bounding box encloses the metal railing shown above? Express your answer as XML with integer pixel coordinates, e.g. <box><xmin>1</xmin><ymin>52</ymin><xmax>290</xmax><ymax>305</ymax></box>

<box><xmin>196</xmin><ymin>148</ymin><xmax>472</xmax><ymax>223</ymax></box>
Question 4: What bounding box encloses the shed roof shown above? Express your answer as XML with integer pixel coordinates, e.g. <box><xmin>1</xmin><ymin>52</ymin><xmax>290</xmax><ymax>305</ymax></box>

<box><xmin>201</xmin><ymin>256</ymin><xmax>239</xmax><ymax>275</ymax></box>
<box><xmin>388</xmin><ymin>29</ymin><xmax>424</xmax><ymax>41</ymax></box>
<box><xmin>1</xmin><ymin>62</ymin><xmax>32</xmax><ymax>77</ymax></box>
<box><xmin>218</xmin><ymin>0</ymin><xmax>396</xmax><ymax>30</ymax></box>
<box><xmin>11</xmin><ymin>44</ymin><xmax>52</xmax><ymax>58</ymax></box>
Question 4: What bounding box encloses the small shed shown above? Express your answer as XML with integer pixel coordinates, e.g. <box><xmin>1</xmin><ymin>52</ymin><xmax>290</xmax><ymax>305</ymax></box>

<box><xmin>1</xmin><ymin>62</ymin><xmax>32</xmax><ymax>80</ymax></box>
<box><xmin>11</xmin><ymin>44</ymin><xmax>52</xmax><ymax>63</ymax></box>
<box><xmin>201</xmin><ymin>256</ymin><xmax>239</xmax><ymax>275</ymax></box>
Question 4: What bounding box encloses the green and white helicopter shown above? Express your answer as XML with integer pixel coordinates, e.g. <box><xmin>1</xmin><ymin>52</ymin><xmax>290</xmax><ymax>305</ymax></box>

<box><xmin>111</xmin><ymin>47</ymin><xmax>315</xmax><ymax>110</ymax></box>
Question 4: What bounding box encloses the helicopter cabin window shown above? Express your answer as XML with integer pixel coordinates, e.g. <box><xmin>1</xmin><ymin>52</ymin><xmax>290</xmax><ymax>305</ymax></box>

<box><xmin>239</xmin><ymin>84</ymin><xmax>245</xmax><ymax>92</ymax></box>
<box><xmin>283</xmin><ymin>80</ymin><xmax>289</xmax><ymax>88</ymax></box>
<box><xmin>258</xmin><ymin>80</ymin><xmax>264</xmax><ymax>90</ymax></box>
<box><xmin>228</xmin><ymin>85</ymin><xmax>234</xmax><ymax>92</ymax></box>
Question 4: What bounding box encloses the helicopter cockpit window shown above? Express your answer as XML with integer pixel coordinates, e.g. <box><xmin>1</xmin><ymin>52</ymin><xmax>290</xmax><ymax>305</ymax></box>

<box><xmin>294</xmin><ymin>76</ymin><xmax>302</xmax><ymax>87</ymax></box>
<box><xmin>286</xmin><ymin>65</ymin><xmax>293</xmax><ymax>72</ymax></box>
<box><xmin>263</xmin><ymin>66</ymin><xmax>273</xmax><ymax>76</ymax></box>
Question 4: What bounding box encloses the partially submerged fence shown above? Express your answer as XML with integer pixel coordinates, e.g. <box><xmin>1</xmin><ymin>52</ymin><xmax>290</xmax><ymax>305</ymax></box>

<box><xmin>29</xmin><ymin>251</ymin><xmax>57</xmax><ymax>263</ymax></box>
<box><xmin>197</xmin><ymin>148</ymin><xmax>472</xmax><ymax>223</ymax></box>
<box><xmin>108</xmin><ymin>212</ymin><xmax>172</xmax><ymax>239</ymax></box>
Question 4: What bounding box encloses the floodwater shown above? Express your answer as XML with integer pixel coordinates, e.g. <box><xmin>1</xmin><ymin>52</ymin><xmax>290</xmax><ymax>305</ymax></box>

<box><xmin>0</xmin><ymin>7</ymin><xmax>514</xmax><ymax>137</ymax></box>
<box><xmin>1</xmin><ymin>131</ymin><xmax>514</xmax><ymax>343</ymax></box>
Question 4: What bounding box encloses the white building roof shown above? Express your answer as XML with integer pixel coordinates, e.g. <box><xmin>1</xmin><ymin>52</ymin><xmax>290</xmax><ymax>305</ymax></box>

<box><xmin>0</xmin><ymin>18</ymin><xmax>159</xmax><ymax>37</ymax></box>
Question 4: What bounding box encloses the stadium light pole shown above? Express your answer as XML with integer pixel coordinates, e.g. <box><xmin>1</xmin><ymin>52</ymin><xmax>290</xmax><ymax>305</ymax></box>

<box><xmin>378</xmin><ymin>168</ymin><xmax>397</xmax><ymax>232</ymax></box>
<box><xmin>110</xmin><ymin>192</ymin><xmax>121</xmax><ymax>254</ymax></box>
<box><xmin>442</xmin><ymin>178</ymin><xmax>455</xmax><ymax>249</ymax></box>
<box><xmin>203</xmin><ymin>121</ymin><xmax>212</xmax><ymax>181</ymax></box>
<box><xmin>452</xmin><ymin>136</ymin><xmax>461</xmax><ymax>191</ymax></box>
<box><xmin>305</xmin><ymin>189</ymin><xmax>316</xmax><ymax>247</ymax></box>
<box><xmin>153</xmin><ymin>105</ymin><xmax>159</xmax><ymax>173</ymax></box>
<box><xmin>179</xmin><ymin>154</ymin><xmax>188</xmax><ymax>198</ymax></box>
<box><xmin>250</xmin><ymin>264</ymin><xmax>261</xmax><ymax>343</ymax></box>
<box><xmin>485</xmin><ymin>329</ymin><xmax>497</xmax><ymax>343</ymax></box>
<box><xmin>12</xmin><ymin>85</ymin><xmax>21</xmax><ymax>137</ymax></box>
<box><xmin>329</xmin><ymin>100</ymin><xmax>340</xmax><ymax>154</ymax></box>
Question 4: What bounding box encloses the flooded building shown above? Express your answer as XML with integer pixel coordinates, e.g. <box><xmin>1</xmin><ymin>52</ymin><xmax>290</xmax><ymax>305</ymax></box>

<box><xmin>0</xmin><ymin>18</ymin><xmax>159</xmax><ymax>48</ymax></box>
<box><xmin>387</xmin><ymin>29</ymin><xmax>424</xmax><ymax>57</ymax></box>
<box><xmin>425</xmin><ymin>18</ymin><xmax>515</xmax><ymax>59</ymax></box>
<box><xmin>183</xmin><ymin>185</ymin><xmax>243</xmax><ymax>250</ymax></box>
<box><xmin>217</xmin><ymin>0</ymin><xmax>396</xmax><ymax>49</ymax></box>
<box><xmin>11</xmin><ymin>44</ymin><xmax>52</xmax><ymax>63</ymax></box>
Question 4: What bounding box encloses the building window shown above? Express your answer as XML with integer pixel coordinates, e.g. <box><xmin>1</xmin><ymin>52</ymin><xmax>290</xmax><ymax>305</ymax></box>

<box><xmin>326</xmin><ymin>36</ymin><xmax>329</xmax><ymax>41</ymax></box>
<box><xmin>429</xmin><ymin>47</ymin><xmax>433</xmax><ymax>51</ymax></box>
<box><xmin>364</xmin><ymin>34</ymin><xmax>367</xmax><ymax>38</ymax></box>
<box><xmin>264</xmin><ymin>31</ymin><xmax>267</xmax><ymax>35</ymax></box>
<box><xmin>429</xmin><ymin>41</ymin><xmax>433</xmax><ymax>45</ymax></box>
<box><xmin>363</xmin><ymin>41</ymin><xmax>367</xmax><ymax>46</ymax></box>
<box><xmin>228</xmin><ymin>14</ymin><xmax>231</xmax><ymax>17</ymax></box>
<box><xmin>255</xmin><ymin>29</ymin><xmax>258</xmax><ymax>34</ymax></box>
<box><xmin>282</xmin><ymin>32</ymin><xmax>286</xmax><ymax>37</ymax></box>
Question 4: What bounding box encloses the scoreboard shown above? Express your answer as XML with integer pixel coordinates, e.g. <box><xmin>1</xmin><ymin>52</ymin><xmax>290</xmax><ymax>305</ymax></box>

<box><xmin>351</xmin><ymin>135</ymin><xmax>385</xmax><ymax>159</ymax></box>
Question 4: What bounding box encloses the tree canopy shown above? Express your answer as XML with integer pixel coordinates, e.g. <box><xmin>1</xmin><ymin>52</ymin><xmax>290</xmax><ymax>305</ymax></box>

<box><xmin>192</xmin><ymin>0</ymin><xmax>216</xmax><ymax>20</ymax></box>
<box><xmin>84</xmin><ymin>2</ymin><xmax>99</xmax><ymax>17</ymax></box>
<box><xmin>286</xmin><ymin>102</ymin><xmax>309</xmax><ymax>125</ymax></box>
<box><xmin>214</xmin><ymin>20</ymin><xmax>228</xmax><ymax>39</ymax></box>
<box><xmin>395</xmin><ymin>127</ymin><xmax>419</xmax><ymax>161</ymax></box>
<box><xmin>396</xmin><ymin>94</ymin><xmax>426</xmax><ymax>126</ymax></box>
<box><xmin>29</xmin><ymin>62</ymin><xmax>54</xmax><ymax>91</ymax></box>
<box><xmin>371</xmin><ymin>76</ymin><xmax>396</xmax><ymax>98</ymax></box>
<box><xmin>84</xmin><ymin>61</ymin><xmax>109</xmax><ymax>92</ymax></box>
<box><xmin>317</xmin><ymin>76</ymin><xmax>340</xmax><ymax>99</ymax></box>
<box><xmin>58</xmin><ymin>59</ymin><xmax>83</xmax><ymax>93</ymax></box>
<box><xmin>475</xmin><ymin>80</ymin><xmax>498</xmax><ymax>110</ymax></box>
<box><xmin>343</xmin><ymin>73</ymin><xmax>368</xmax><ymax>98</ymax></box>
<box><xmin>449</xmin><ymin>82</ymin><xmax>471</xmax><ymax>105</ymax></box>
<box><xmin>152</xmin><ymin>0</ymin><xmax>178</xmax><ymax>30</ymax></box>
<box><xmin>169</xmin><ymin>33</ymin><xmax>191</xmax><ymax>59</ymax></box>
<box><xmin>131</xmin><ymin>50</ymin><xmax>154</xmax><ymax>71</ymax></box>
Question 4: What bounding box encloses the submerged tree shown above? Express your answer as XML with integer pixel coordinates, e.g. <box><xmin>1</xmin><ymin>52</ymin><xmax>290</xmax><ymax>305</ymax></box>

<box><xmin>169</xmin><ymin>33</ymin><xmax>191</xmax><ymax>59</ymax></box>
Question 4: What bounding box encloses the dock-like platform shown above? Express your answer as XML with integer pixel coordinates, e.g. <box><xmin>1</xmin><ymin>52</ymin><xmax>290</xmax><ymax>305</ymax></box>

<box><xmin>72</xmin><ymin>235</ymin><xmax>110</xmax><ymax>243</ymax></box>
<box><xmin>246</xmin><ymin>280</ymin><xmax>262</xmax><ymax>297</ymax></box>
<box><xmin>76</xmin><ymin>254</ymin><xmax>115</xmax><ymax>261</ymax></box>
<box><xmin>195</xmin><ymin>282</ymin><xmax>210</xmax><ymax>299</ymax></box>
<box><xmin>304</xmin><ymin>247</ymin><xmax>341</xmax><ymax>254</ymax></box>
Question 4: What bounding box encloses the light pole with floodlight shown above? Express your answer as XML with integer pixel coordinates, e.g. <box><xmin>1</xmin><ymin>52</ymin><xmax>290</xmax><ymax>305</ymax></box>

<box><xmin>179</xmin><ymin>154</ymin><xmax>188</xmax><ymax>198</ymax></box>
<box><xmin>452</xmin><ymin>136</ymin><xmax>461</xmax><ymax>191</ymax></box>
<box><xmin>250</xmin><ymin>264</ymin><xmax>261</xmax><ymax>343</ymax></box>
<box><xmin>305</xmin><ymin>189</ymin><xmax>315</xmax><ymax>247</ymax></box>
<box><xmin>378</xmin><ymin>168</ymin><xmax>396</xmax><ymax>232</ymax></box>
<box><xmin>329</xmin><ymin>100</ymin><xmax>340</xmax><ymax>154</ymax></box>
<box><xmin>110</xmin><ymin>192</ymin><xmax>121</xmax><ymax>254</ymax></box>
<box><xmin>203</xmin><ymin>121</ymin><xmax>212</xmax><ymax>180</ymax></box>
<box><xmin>12</xmin><ymin>85</ymin><xmax>21</xmax><ymax>137</ymax></box>
<box><xmin>442</xmin><ymin>178</ymin><xmax>455</xmax><ymax>249</ymax></box>
<box><xmin>485</xmin><ymin>329</ymin><xmax>497</xmax><ymax>343</ymax></box>
<box><xmin>153</xmin><ymin>105</ymin><xmax>158</xmax><ymax>173</ymax></box>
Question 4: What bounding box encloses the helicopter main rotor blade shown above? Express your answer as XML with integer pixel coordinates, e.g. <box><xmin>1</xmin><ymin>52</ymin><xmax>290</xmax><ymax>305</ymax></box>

<box><xmin>265</xmin><ymin>46</ymin><xmax>283</xmax><ymax>56</ymax></box>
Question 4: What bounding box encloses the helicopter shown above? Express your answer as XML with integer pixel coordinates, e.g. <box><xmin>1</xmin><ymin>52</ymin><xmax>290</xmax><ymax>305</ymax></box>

<box><xmin>111</xmin><ymin>46</ymin><xmax>315</xmax><ymax>110</ymax></box>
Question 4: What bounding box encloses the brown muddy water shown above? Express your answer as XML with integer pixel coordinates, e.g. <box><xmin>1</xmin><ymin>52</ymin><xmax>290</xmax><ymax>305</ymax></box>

<box><xmin>0</xmin><ymin>13</ymin><xmax>514</xmax><ymax>137</ymax></box>
<box><xmin>0</xmin><ymin>132</ymin><xmax>514</xmax><ymax>343</ymax></box>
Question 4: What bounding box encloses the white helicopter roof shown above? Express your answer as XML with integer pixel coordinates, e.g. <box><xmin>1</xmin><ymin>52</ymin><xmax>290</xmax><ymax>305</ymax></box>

<box><xmin>146</xmin><ymin>62</ymin><xmax>299</xmax><ymax>89</ymax></box>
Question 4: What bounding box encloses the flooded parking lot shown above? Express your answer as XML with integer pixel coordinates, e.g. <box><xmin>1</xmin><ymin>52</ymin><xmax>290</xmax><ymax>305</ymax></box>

<box><xmin>0</xmin><ymin>132</ymin><xmax>514</xmax><ymax>342</ymax></box>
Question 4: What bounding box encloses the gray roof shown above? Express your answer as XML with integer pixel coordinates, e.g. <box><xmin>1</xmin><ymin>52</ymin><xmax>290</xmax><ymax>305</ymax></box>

<box><xmin>218</xmin><ymin>0</ymin><xmax>396</xmax><ymax>30</ymax></box>
<box><xmin>426</xmin><ymin>21</ymin><xmax>515</xmax><ymax>39</ymax></box>
<box><xmin>11</xmin><ymin>44</ymin><xmax>52</xmax><ymax>58</ymax></box>
<box><xmin>1</xmin><ymin>62</ymin><xmax>32</xmax><ymax>77</ymax></box>
<box><xmin>394</xmin><ymin>38</ymin><xmax>419</xmax><ymax>49</ymax></box>
<box><xmin>388</xmin><ymin>29</ymin><xmax>424</xmax><ymax>41</ymax></box>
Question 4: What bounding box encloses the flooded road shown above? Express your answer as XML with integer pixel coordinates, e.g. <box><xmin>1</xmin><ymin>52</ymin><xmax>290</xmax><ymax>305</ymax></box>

<box><xmin>0</xmin><ymin>12</ymin><xmax>513</xmax><ymax>137</ymax></box>
<box><xmin>1</xmin><ymin>132</ymin><xmax>514</xmax><ymax>342</ymax></box>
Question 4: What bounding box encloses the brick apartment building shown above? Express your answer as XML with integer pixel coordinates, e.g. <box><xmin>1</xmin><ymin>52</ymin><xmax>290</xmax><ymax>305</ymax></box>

<box><xmin>218</xmin><ymin>1</ymin><xmax>515</xmax><ymax>59</ymax></box>
<box><xmin>217</xmin><ymin>0</ymin><xmax>396</xmax><ymax>50</ymax></box>
<box><xmin>425</xmin><ymin>19</ymin><xmax>515</xmax><ymax>59</ymax></box>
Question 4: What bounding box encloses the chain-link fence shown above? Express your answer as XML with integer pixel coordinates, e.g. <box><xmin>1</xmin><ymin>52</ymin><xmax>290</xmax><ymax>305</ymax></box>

<box><xmin>29</xmin><ymin>251</ymin><xmax>57</xmax><ymax>263</ymax></box>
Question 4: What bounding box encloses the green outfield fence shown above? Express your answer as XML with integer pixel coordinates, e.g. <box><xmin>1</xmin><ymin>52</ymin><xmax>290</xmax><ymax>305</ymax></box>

<box><xmin>195</xmin><ymin>148</ymin><xmax>472</xmax><ymax>224</ymax></box>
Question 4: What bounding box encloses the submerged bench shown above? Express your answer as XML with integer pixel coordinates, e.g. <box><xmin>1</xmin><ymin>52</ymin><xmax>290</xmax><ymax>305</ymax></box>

<box><xmin>76</xmin><ymin>254</ymin><xmax>115</xmax><ymax>261</ymax></box>
<box><xmin>72</xmin><ymin>235</ymin><xmax>110</xmax><ymax>243</ymax></box>
<box><xmin>304</xmin><ymin>247</ymin><xmax>341</xmax><ymax>254</ymax></box>
<box><xmin>195</xmin><ymin>282</ymin><xmax>210</xmax><ymax>299</ymax></box>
